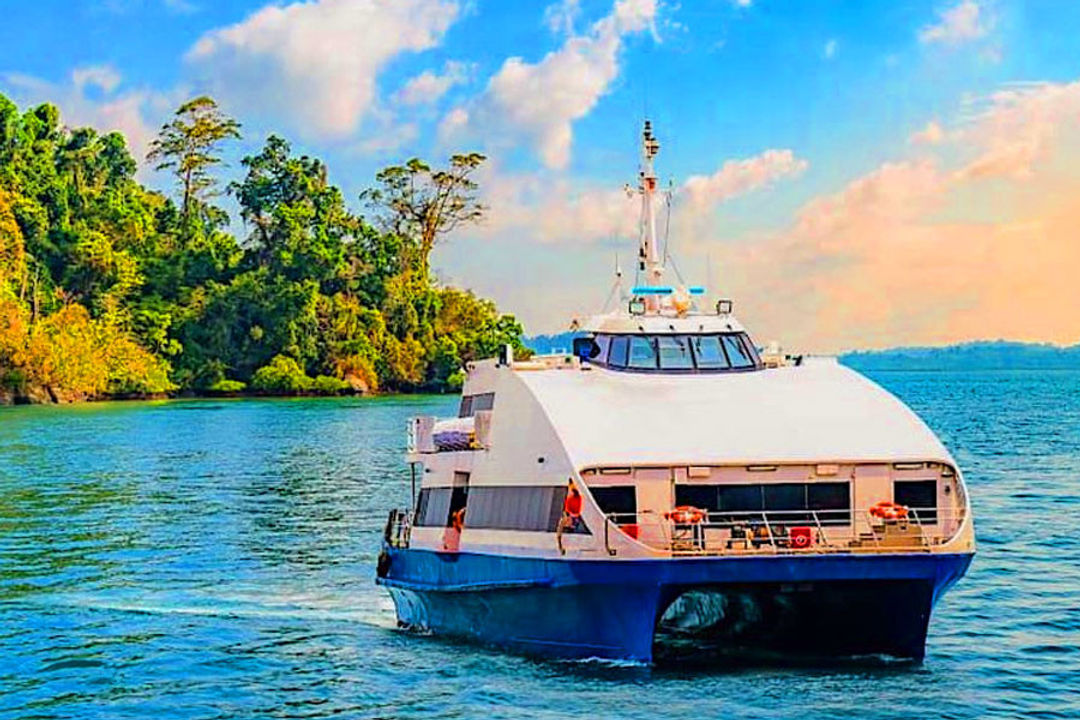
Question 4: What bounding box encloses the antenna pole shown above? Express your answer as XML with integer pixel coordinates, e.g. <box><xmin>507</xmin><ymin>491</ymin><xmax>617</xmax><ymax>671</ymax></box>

<box><xmin>638</xmin><ymin>120</ymin><xmax>663</xmax><ymax>311</ymax></box>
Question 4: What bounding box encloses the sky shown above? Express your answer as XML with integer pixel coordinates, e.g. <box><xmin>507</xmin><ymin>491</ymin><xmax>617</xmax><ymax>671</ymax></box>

<box><xmin>2</xmin><ymin>0</ymin><xmax>1080</xmax><ymax>352</ymax></box>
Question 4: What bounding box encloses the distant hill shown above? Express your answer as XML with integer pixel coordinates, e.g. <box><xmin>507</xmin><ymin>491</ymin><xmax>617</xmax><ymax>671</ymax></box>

<box><xmin>840</xmin><ymin>341</ymin><xmax>1080</xmax><ymax>371</ymax></box>
<box><xmin>523</xmin><ymin>335</ymin><xmax>1080</xmax><ymax>370</ymax></box>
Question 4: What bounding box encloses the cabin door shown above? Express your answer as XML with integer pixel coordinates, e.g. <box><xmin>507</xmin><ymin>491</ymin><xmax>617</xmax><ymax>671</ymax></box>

<box><xmin>634</xmin><ymin>467</ymin><xmax>674</xmax><ymax>547</ymax></box>
<box><xmin>443</xmin><ymin>471</ymin><xmax>470</xmax><ymax>551</ymax></box>
<box><xmin>853</xmin><ymin>464</ymin><xmax>889</xmax><ymax>535</ymax></box>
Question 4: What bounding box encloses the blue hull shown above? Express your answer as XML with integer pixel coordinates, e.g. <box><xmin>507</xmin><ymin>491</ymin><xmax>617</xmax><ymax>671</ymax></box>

<box><xmin>377</xmin><ymin>547</ymin><xmax>973</xmax><ymax>663</ymax></box>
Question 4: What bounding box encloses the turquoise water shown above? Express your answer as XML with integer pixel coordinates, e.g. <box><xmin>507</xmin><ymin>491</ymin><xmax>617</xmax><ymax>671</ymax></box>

<box><xmin>1</xmin><ymin>371</ymin><xmax>1078</xmax><ymax>719</ymax></box>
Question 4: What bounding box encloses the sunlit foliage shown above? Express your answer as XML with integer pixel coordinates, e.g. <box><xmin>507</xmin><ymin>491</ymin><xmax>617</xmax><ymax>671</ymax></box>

<box><xmin>0</xmin><ymin>93</ymin><xmax>527</xmax><ymax>402</ymax></box>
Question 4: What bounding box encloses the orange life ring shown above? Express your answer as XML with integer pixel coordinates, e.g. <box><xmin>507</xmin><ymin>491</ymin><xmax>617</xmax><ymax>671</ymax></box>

<box><xmin>666</xmin><ymin>505</ymin><xmax>706</xmax><ymax>524</ymax></box>
<box><xmin>870</xmin><ymin>501</ymin><xmax>909</xmax><ymax>521</ymax></box>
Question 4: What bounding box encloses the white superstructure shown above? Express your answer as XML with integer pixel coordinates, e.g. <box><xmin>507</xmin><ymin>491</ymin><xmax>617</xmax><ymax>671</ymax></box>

<box><xmin>401</xmin><ymin>121</ymin><xmax>975</xmax><ymax>564</ymax></box>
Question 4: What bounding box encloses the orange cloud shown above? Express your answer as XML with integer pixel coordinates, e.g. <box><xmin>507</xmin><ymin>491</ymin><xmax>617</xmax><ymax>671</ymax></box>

<box><xmin>722</xmin><ymin>80</ymin><xmax>1080</xmax><ymax>352</ymax></box>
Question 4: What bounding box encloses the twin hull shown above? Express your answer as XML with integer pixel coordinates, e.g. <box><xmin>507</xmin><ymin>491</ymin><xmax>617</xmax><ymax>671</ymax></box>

<box><xmin>378</xmin><ymin>546</ymin><xmax>973</xmax><ymax>663</ymax></box>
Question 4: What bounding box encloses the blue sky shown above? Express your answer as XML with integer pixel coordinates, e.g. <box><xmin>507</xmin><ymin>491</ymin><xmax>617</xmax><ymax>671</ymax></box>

<box><xmin>3</xmin><ymin>1</ymin><xmax>1080</xmax><ymax>349</ymax></box>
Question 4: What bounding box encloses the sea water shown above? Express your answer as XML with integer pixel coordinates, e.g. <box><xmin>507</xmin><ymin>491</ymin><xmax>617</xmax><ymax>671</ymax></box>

<box><xmin>1</xmin><ymin>370</ymin><xmax>1078</xmax><ymax>719</ymax></box>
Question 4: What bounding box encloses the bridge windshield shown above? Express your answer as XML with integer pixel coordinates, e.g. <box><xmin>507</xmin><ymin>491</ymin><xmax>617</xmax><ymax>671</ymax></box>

<box><xmin>584</xmin><ymin>333</ymin><xmax>761</xmax><ymax>373</ymax></box>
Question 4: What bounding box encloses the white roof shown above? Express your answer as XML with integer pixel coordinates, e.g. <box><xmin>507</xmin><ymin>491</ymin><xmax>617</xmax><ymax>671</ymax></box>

<box><xmin>574</xmin><ymin>311</ymin><xmax>748</xmax><ymax>335</ymax></box>
<box><xmin>516</xmin><ymin>358</ymin><xmax>953</xmax><ymax>468</ymax></box>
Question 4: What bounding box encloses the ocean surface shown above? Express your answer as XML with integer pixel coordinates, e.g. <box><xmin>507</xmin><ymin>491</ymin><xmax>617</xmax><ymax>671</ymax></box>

<box><xmin>1</xmin><ymin>370</ymin><xmax>1078</xmax><ymax>719</ymax></box>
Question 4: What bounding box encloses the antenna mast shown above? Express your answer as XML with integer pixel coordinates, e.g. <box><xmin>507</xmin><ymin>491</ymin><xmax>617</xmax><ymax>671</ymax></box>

<box><xmin>637</xmin><ymin>120</ymin><xmax>663</xmax><ymax>311</ymax></box>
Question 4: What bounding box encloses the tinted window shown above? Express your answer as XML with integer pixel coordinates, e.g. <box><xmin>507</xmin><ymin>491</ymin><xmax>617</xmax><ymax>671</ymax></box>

<box><xmin>591</xmin><ymin>486</ymin><xmax>637</xmax><ymax>517</ymax></box>
<box><xmin>690</xmin><ymin>335</ymin><xmax>730</xmax><ymax>369</ymax></box>
<box><xmin>894</xmin><ymin>480</ymin><xmax>937</xmax><ymax>523</ymax></box>
<box><xmin>458</xmin><ymin>392</ymin><xmax>494</xmax><ymax>417</ymax></box>
<box><xmin>594</xmin><ymin>335</ymin><xmax>612</xmax><ymax>363</ymax></box>
<box><xmin>675</xmin><ymin>484</ymin><xmax>719</xmax><ymax>511</ymax></box>
<box><xmin>658</xmin><ymin>336</ymin><xmax>694</xmax><ymax>370</ymax></box>
<box><xmin>467</xmin><ymin>486</ymin><xmax>585</xmax><ymax>533</ymax></box>
<box><xmin>739</xmin><ymin>333</ymin><xmax>762</xmax><ymax>365</ymax></box>
<box><xmin>609</xmin><ymin>336</ymin><xmax>629</xmax><ymax>367</ymax></box>
<box><xmin>628</xmin><ymin>336</ymin><xmax>658</xmax><ymax>369</ymax></box>
<box><xmin>808</xmin><ymin>482</ymin><xmax>851</xmax><ymax>524</ymax></box>
<box><xmin>415</xmin><ymin>488</ymin><xmax>453</xmax><ymax>526</ymax></box>
<box><xmin>676</xmin><ymin>483</ymin><xmax>852</xmax><ymax>526</ymax></box>
<box><xmin>717</xmin><ymin>485</ymin><xmax>763</xmax><ymax>513</ymax></box>
<box><xmin>723</xmin><ymin>335</ymin><xmax>755</xmax><ymax>368</ymax></box>
<box><xmin>763</xmin><ymin>483</ymin><xmax>805</xmax><ymax>511</ymax></box>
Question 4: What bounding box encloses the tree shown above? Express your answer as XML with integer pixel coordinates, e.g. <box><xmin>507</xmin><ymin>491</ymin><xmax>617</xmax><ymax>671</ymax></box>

<box><xmin>231</xmin><ymin>135</ymin><xmax>358</xmax><ymax>286</ymax></box>
<box><xmin>147</xmin><ymin>97</ymin><xmax>240</xmax><ymax>222</ymax></box>
<box><xmin>361</xmin><ymin>153</ymin><xmax>486</xmax><ymax>279</ymax></box>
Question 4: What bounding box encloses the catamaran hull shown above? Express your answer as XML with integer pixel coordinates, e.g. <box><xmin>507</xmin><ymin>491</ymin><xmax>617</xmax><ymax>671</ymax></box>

<box><xmin>377</xmin><ymin>547</ymin><xmax>973</xmax><ymax>663</ymax></box>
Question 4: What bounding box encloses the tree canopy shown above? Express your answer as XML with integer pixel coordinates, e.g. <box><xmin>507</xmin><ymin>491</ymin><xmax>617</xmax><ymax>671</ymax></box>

<box><xmin>0</xmin><ymin>94</ymin><xmax>527</xmax><ymax>403</ymax></box>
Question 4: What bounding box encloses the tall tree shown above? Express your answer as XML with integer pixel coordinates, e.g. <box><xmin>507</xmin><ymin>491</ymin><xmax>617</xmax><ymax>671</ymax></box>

<box><xmin>360</xmin><ymin>153</ymin><xmax>486</xmax><ymax>279</ymax></box>
<box><xmin>147</xmin><ymin>97</ymin><xmax>240</xmax><ymax>222</ymax></box>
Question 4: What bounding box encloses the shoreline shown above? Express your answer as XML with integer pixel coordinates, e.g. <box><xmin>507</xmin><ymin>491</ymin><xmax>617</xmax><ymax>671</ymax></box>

<box><xmin>0</xmin><ymin>386</ymin><xmax>452</xmax><ymax>407</ymax></box>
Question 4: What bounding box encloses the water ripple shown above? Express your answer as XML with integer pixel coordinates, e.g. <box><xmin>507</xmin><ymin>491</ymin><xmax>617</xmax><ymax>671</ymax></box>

<box><xmin>1</xmin><ymin>378</ymin><xmax>1079</xmax><ymax>719</ymax></box>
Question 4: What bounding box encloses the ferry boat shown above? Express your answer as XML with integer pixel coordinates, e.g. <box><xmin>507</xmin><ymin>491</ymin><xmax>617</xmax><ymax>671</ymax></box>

<box><xmin>376</xmin><ymin>122</ymin><xmax>975</xmax><ymax>663</ymax></box>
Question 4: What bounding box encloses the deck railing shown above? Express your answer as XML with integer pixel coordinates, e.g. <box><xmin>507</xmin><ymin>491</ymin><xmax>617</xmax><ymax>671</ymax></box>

<box><xmin>384</xmin><ymin>508</ymin><xmax>412</xmax><ymax>549</ymax></box>
<box><xmin>601</xmin><ymin>507</ymin><xmax>961</xmax><ymax>557</ymax></box>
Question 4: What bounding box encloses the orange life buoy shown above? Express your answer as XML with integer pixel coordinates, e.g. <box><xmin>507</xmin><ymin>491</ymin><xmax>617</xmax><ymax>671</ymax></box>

<box><xmin>666</xmin><ymin>505</ymin><xmax>706</xmax><ymax>524</ymax></box>
<box><xmin>870</xmin><ymin>501</ymin><xmax>909</xmax><ymax>521</ymax></box>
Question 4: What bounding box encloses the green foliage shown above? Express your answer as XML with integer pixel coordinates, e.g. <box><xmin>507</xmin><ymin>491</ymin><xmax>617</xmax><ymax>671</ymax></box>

<box><xmin>0</xmin><ymin>93</ymin><xmax>525</xmax><ymax>402</ymax></box>
<box><xmin>311</xmin><ymin>375</ymin><xmax>349</xmax><ymax>395</ymax></box>
<box><xmin>207</xmin><ymin>379</ymin><xmax>246</xmax><ymax>394</ymax></box>
<box><xmin>147</xmin><ymin>96</ymin><xmax>241</xmax><ymax>223</ymax></box>
<box><xmin>250</xmin><ymin>354</ymin><xmax>312</xmax><ymax>394</ymax></box>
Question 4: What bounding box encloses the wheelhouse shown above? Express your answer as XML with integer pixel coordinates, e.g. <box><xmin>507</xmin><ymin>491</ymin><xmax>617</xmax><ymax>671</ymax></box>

<box><xmin>576</xmin><ymin>332</ymin><xmax>762</xmax><ymax>373</ymax></box>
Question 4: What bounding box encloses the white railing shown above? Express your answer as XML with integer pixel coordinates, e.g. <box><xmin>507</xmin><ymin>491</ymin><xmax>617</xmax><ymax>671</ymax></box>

<box><xmin>602</xmin><ymin>507</ymin><xmax>962</xmax><ymax>557</ymax></box>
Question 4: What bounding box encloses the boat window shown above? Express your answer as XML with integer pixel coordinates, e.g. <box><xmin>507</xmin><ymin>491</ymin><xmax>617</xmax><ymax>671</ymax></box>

<box><xmin>627</xmin><ymin>336</ymin><xmax>658</xmax><ymax>369</ymax></box>
<box><xmin>594</xmin><ymin>334</ymin><xmax>612</xmax><ymax>363</ymax></box>
<box><xmin>894</xmin><ymin>480</ymin><xmax>937</xmax><ymax>523</ymax></box>
<box><xmin>657</xmin><ymin>336</ymin><xmax>694</xmax><ymax>370</ymax></box>
<box><xmin>589</xmin><ymin>486</ymin><xmax>637</xmax><ymax>518</ymax></box>
<box><xmin>609</xmin><ymin>336</ymin><xmax>629</xmax><ymax>368</ymax></box>
<box><xmin>459</xmin><ymin>392</ymin><xmax>495</xmax><ymax>417</ymax></box>
<box><xmin>690</xmin><ymin>335</ymin><xmax>730</xmax><ymax>369</ymax></box>
<box><xmin>414</xmin><ymin>487</ymin><xmax>453</xmax><ymax>526</ymax></box>
<box><xmin>466</xmin><ymin>486</ymin><xmax>587</xmax><ymax>533</ymax></box>
<box><xmin>674</xmin><ymin>482</ymin><xmax>851</xmax><ymax>526</ymax></box>
<box><xmin>808</xmin><ymin>482</ymin><xmax>852</xmax><ymax>525</ymax></box>
<box><xmin>764</xmin><ymin>483</ymin><xmax>810</xmax><ymax>523</ymax></box>
<box><xmin>722</xmin><ymin>335</ymin><xmax>755</xmax><ymax>368</ymax></box>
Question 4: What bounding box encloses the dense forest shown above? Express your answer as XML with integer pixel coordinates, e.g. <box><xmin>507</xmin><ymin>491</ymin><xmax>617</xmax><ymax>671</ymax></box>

<box><xmin>0</xmin><ymin>94</ymin><xmax>528</xmax><ymax>403</ymax></box>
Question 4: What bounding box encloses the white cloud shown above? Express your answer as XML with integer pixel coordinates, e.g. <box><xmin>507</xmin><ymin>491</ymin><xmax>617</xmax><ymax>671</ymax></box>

<box><xmin>682</xmin><ymin>150</ymin><xmax>808</xmax><ymax>211</ymax></box>
<box><xmin>544</xmin><ymin>0</ymin><xmax>581</xmax><ymax>35</ymax></box>
<box><xmin>823</xmin><ymin>39</ymin><xmax>837</xmax><ymax>59</ymax></box>
<box><xmin>185</xmin><ymin>0</ymin><xmax>459</xmax><ymax>140</ymax></box>
<box><xmin>394</xmin><ymin>61</ymin><xmax>470</xmax><ymax>106</ymax></box>
<box><xmin>355</xmin><ymin>120</ymin><xmax>419</xmax><ymax>155</ymax></box>
<box><xmin>910</xmin><ymin>119</ymin><xmax>945</xmax><ymax>145</ymax></box>
<box><xmin>474</xmin><ymin>147</ymin><xmax>807</xmax><ymax>245</ymax></box>
<box><xmin>919</xmin><ymin>1</ymin><xmax>989</xmax><ymax>46</ymax></box>
<box><xmin>443</xmin><ymin>0</ymin><xmax>658</xmax><ymax>169</ymax></box>
<box><xmin>71</xmin><ymin>65</ymin><xmax>122</xmax><ymax>94</ymax></box>
<box><xmin>0</xmin><ymin>66</ymin><xmax>169</xmax><ymax>165</ymax></box>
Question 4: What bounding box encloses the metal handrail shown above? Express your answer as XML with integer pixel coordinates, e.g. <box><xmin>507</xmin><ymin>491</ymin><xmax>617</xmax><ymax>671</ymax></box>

<box><xmin>384</xmin><ymin>508</ymin><xmax>412</xmax><ymax>549</ymax></box>
<box><xmin>601</xmin><ymin>506</ymin><xmax>959</xmax><ymax>556</ymax></box>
